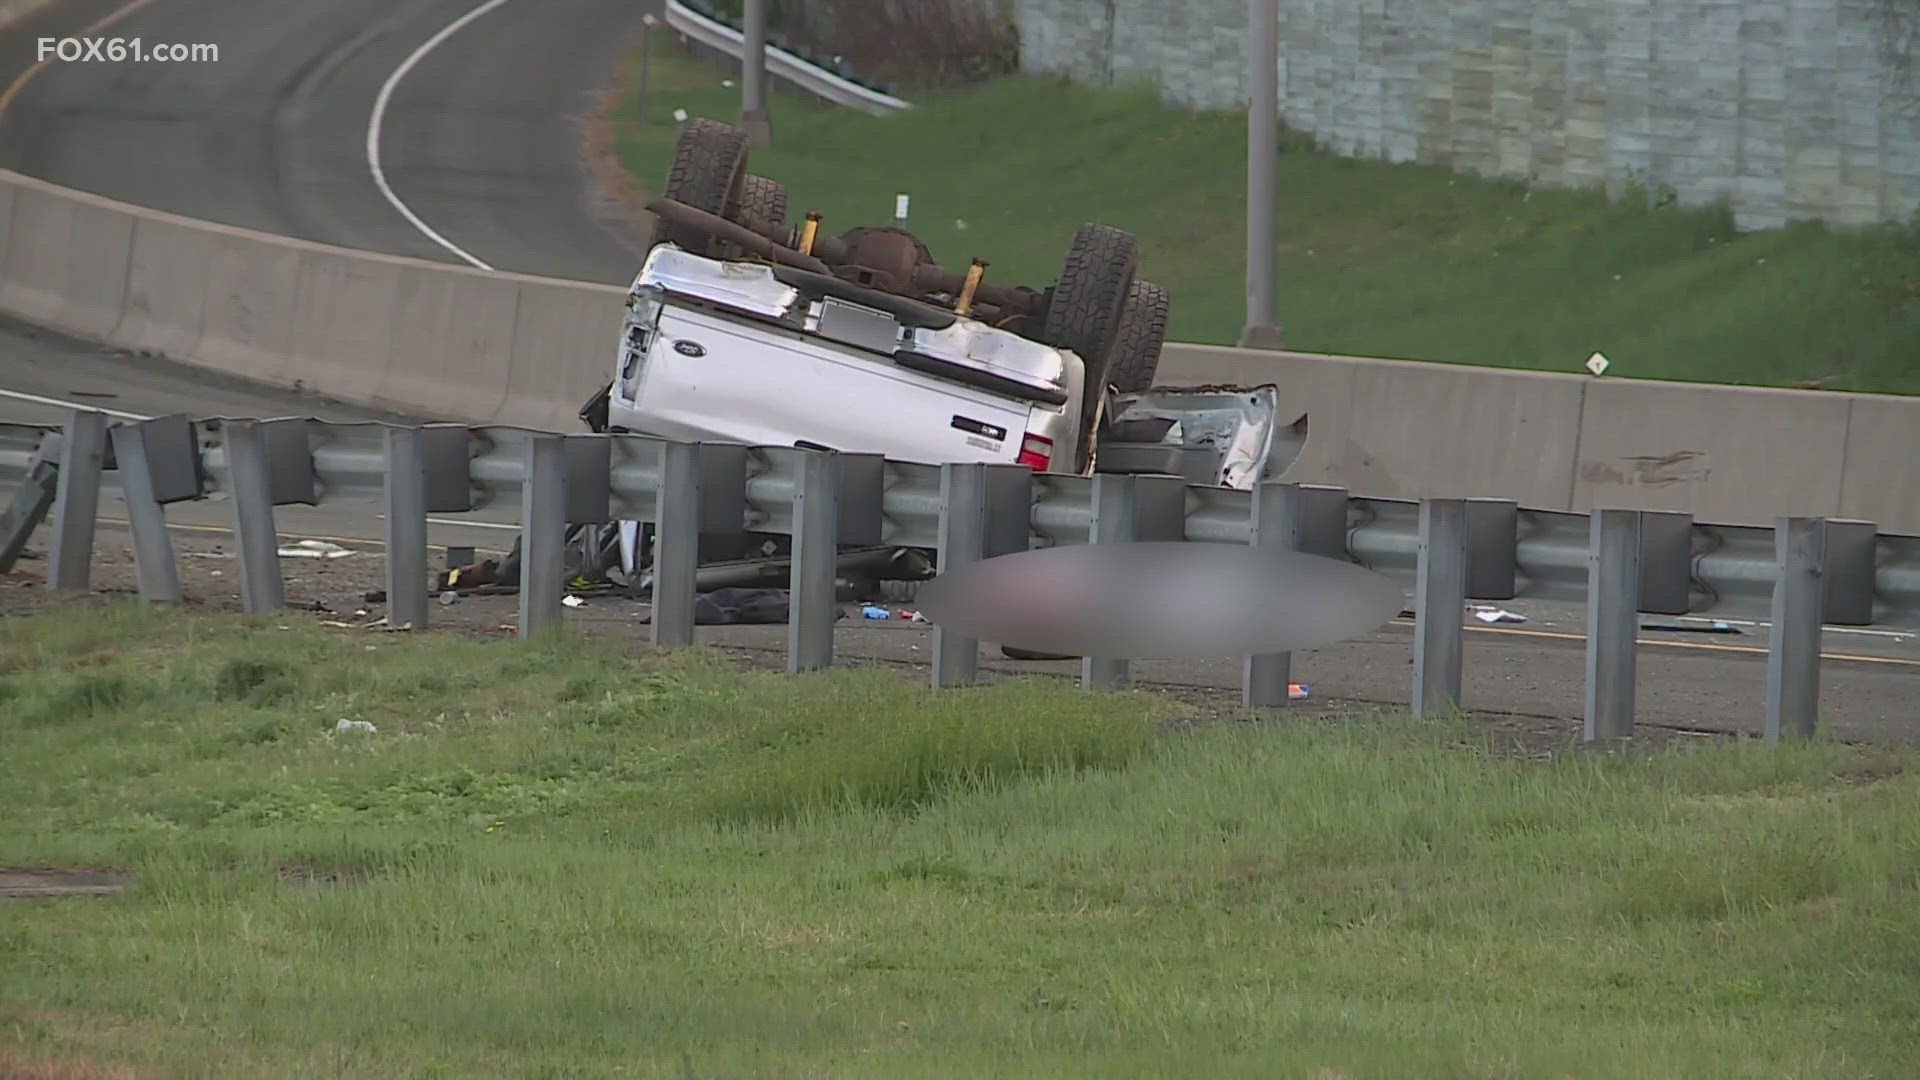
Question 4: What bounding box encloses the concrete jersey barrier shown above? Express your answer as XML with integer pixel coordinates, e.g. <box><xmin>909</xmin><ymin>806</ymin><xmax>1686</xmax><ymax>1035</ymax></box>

<box><xmin>0</xmin><ymin>167</ymin><xmax>1914</xmax><ymax>533</ymax></box>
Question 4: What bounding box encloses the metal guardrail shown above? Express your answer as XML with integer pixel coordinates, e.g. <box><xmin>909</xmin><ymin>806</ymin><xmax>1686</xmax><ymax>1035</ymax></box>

<box><xmin>663</xmin><ymin>0</ymin><xmax>913</xmax><ymax>116</ymax></box>
<box><xmin>3</xmin><ymin>411</ymin><xmax>1916</xmax><ymax>743</ymax></box>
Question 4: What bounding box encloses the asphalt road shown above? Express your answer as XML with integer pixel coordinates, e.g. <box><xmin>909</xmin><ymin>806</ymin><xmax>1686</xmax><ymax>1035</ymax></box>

<box><xmin>0</xmin><ymin>0</ymin><xmax>1914</xmax><ymax>743</ymax></box>
<box><xmin>0</xmin><ymin>0</ymin><xmax>652</xmax><ymax>284</ymax></box>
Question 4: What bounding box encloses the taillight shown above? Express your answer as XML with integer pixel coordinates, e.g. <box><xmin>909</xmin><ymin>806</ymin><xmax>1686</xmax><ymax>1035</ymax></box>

<box><xmin>1016</xmin><ymin>433</ymin><xmax>1053</xmax><ymax>471</ymax></box>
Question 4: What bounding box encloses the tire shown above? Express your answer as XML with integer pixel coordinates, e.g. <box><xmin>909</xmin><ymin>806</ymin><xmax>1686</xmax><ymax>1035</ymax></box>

<box><xmin>1042</xmin><ymin>223</ymin><xmax>1140</xmax><ymax>367</ymax></box>
<box><xmin>1105</xmin><ymin>280</ymin><xmax>1170</xmax><ymax>395</ymax></box>
<box><xmin>1044</xmin><ymin>223</ymin><xmax>1139</xmax><ymax>471</ymax></box>
<box><xmin>736</xmin><ymin>174</ymin><xmax>789</xmax><ymax>239</ymax></box>
<box><xmin>648</xmin><ymin>118</ymin><xmax>750</xmax><ymax>253</ymax></box>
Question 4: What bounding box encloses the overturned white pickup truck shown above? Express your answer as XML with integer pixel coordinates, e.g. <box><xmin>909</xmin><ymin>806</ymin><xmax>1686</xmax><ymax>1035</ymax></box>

<box><xmin>551</xmin><ymin>118</ymin><xmax>1307</xmax><ymax>591</ymax></box>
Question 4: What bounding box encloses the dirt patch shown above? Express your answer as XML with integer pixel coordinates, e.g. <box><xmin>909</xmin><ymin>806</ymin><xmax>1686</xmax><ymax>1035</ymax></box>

<box><xmin>0</xmin><ymin>1048</ymin><xmax>151</xmax><ymax>1080</ymax></box>
<box><xmin>0</xmin><ymin>868</ymin><xmax>132</xmax><ymax>900</ymax></box>
<box><xmin>582</xmin><ymin>29</ymin><xmax>654</xmax><ymax>229</ymax></box>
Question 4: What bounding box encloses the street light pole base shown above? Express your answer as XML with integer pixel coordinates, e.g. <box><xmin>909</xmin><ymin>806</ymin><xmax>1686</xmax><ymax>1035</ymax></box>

<box><xmin>739</xmin><ymin>110</ymin><xmax>771</xmax><ymax>148</ymax></box>
<box><xmin>1237</xmin><ymin>325</ymin><xmax>1285</xmax><ymax>351</ymax></box>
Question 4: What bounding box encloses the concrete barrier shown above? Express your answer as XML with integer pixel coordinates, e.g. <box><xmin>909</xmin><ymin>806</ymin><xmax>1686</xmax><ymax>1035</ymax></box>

<box><xmin>504</xmin><ymin>277</ymin><xmax>628</xmax><ymax>431</ymax></box>
<box><xmin>384</xmin><ymin>269</ymin><xmax>526</xmax><ymax>425</ymax></box>
<box><xmin>1160</xmin><ymin>340</ymin><xmax>1920</xmax><ymax>534</ymax></box>
<box><xmin>0</xmin><ymin>181</ymin><xmax>133</xmax><ymax>340</ymax></box>
<box><xmin>1572</xmin><ymin>380</ymin><xmax>1855</xmax><ymax>522</ymax></box>
<box><xmin>1838</xmin><ymin>394</ymin><xmax>1920</xmax><ymax>532</ymax></box>
<box><xmin>0</xmin><ymin>167</ymin><xmax>1914</xmax><ymax>534</ymax></box>
<box><xmin>1159</xmin><ymin>343</ymin><xmax>1587</xmax><ymax>507</ymax></box>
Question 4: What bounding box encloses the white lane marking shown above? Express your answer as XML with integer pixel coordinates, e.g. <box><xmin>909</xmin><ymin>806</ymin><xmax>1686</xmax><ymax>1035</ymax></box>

<box><xmin>0</xmin><ymin>386</ymin><xmax>150</xmax><ymax>421</ymax></box>
<box><xmin>366</xmin><ymin>0</ymin><xmax>510</xmax><ymax>272</ymax></box>
<box><xmin>0</xmin><ymin>386</ymin><xmax>519</xmax><ymax>532</ymax></box>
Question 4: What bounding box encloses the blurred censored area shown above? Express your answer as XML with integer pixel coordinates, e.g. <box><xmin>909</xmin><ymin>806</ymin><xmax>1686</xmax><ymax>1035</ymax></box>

<box><xmin>915</xmin><ymin>543</ymin><xmax>1407</xmax><ymax>660</ymax></box>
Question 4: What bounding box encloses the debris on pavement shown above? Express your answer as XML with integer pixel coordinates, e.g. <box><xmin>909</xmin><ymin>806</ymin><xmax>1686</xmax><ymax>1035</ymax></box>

<box><xmin>637</xmin><ymin>587</ymin><xmax>849</xmax><ymax>627</ymax></box>
<box><xmin>1472</xmin><ymin>606</ymin><xmax>1527</xmax><ymax>624</ymax></box>
<box><xmin>279</xmin><ymin>540</ymin><xmax>355</xmax><ymax>560</ymax></box>
<box><xmin>1642</xmin><ymin>620</ymin><xmax>1743</xmax><ymax>635</ymax></box>
<box><xmin>861</xmin><ymin>605</ymin><xmax>890</xmax><ymax>619</ymax></box>
<box><xmin>563</xmin><ymin>595</ymin><xmax>586</xmax><ymax>608</ymax></box>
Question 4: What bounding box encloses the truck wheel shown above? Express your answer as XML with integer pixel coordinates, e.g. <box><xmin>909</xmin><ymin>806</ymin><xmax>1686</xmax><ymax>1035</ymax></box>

<box><xmin>1106</xmin><ymin>280</ymin><xmax>1170</xmax><ymax>395</ymax></box>
<box><xmin>648</xmin><ymin>118</ymin><xmax>750</xmax><ymax>254</ymax></box>
<box><xmin>1043</xmin><ymin>223</ymin><xmax>1139</xmax><ymax>368</ymax></box>
<box><xmin>737</xmin><ymin>174</ymin><xmax>789</xmax><ymax>239</ymax></box>
<box><xmin>714</xmin><ymin>174</ymin><xmax>789</xmax><ymax>259</ymax></box>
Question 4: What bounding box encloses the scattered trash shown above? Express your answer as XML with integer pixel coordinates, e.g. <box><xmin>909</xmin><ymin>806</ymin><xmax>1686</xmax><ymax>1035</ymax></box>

<box><xmin>638</xmin><ymin>587</ymin><xmax>845</xmax><ymax>627</ymax></box>
<box><xmin>334</xmin><ymin>719</ymin><xmax>376</xmax><ymax>735</ymax></box>
<box><xmin>1642</xmin><ymin>620</ymin><xmax>1743</xmax><ymax>635</ymax></box>
<box><xmin>861</xmin><ymin>605</ymin><xmax>890</xmax><ymax>620</ymax></box>
<box><xmin>1289</xmin><ymin>683</ymin><xmax>1310</xmax><ymax>701</ymax></box>
<box><xmin>1472</xmin><ymin>606</ymin><xmax>1527</xmax><ymax>625</ymax></box>
<box><xmin>352</xmin><ymin>609</ymin><xmax>369</xmax><ymax>619</ymax></box>
<box><xmin>279</xmin><ymin>540</ymin><xmax>354</xmax><ymax>560</ymax></box>
<box><xmin>563</xmin><ymin>595</ymin><xmax>586</xmax><ymax>608</ymax></box>
<box><xmin>903</xmin><ymin>610</ymin><xmax>930</xmax><ymax>624</ymax></box>
<box><xmin>364</xmin><ymin>590</ymin><xmax>388</xmax><ymax>604</ymax></box>
<box><xmin>317</xmin><ymin>620</ymin><xmax>359</xmax><ymax>629</ymax></box>
<box><xmin>437</xmin><ymin>590</ymin><xmax>458</xmax><ymax>607</ymax></box>
<box><xmin>184</xmin><ymin>549</ymin><xmax>232</xmax><ymax>559</ymax></box>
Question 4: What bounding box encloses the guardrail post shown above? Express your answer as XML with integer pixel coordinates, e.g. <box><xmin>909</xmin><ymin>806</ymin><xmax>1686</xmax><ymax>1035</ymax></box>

<box><xmin>1766</xmin><ymin>516</ymin><xmax>1827</xmax><ymax>742</ymax></box>
<box><xmin>788</xmin><ymin>449</ymin><xmax>840</xmax><ymax>673</ymax></box>
<box><xmin>1</xmin><ymin>433</ymin><xmax>62</xmax><ymax>575</ymax></box>
<box><xmin>108</xmin><ymin>421</ymin><xmax>183</xmax><ymax>605</ymax></box>
<box><xmin>932</xmin><ymin>462</ymin><xmax>990</xmax><ymax>688</ymax></box>
<box><xmin>222</xmin><ymin>420</ymin><xmax>286</xmax><ymax>614</ymax></box>
<box><xmin>1083</xmin><ymin>473</ymin><xmax>1139</xmax><ymax>691</ymax></box>
<box><xmin>1584</xmin><ymin>509</ymin><xmax>1642</xmax><ymax>742</ymax></box>
<box><xmin>1244</xmin><ymin>481</ymin><xmax>1302</xmax><ymax>707</ymax></box>
<box><xmin>518</xmin><ymin>434</ymin><xmax>568</xmax><ymax>639</ymax></box>
<box><xmin>44</xmin><ymin>410</ymin><xmax>107</xmax><ymax>592</ymax></box>
<box><xmin>651</xmin><ymin>441</ymin><xmax>704</xmax><ymax>648</ymax></box>
<box><xmin>1412</xmin><ymin>497</ymin><xmax>1469</xmax><ymax>718</ymax></box>
<box><xmin>383</xmin><ymin>427</ymin><xmax>430</xmax><ymax>631</ymax></box>
<box><xmin>931</xmin><ymin>462</ymin><xmax>1033</xmax><ymax>687</ymax></box>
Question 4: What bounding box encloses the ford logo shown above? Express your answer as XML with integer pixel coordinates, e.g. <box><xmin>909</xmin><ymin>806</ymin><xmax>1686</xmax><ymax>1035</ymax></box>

<box><xmin>672</xmin><ymin>339</ymin><xmax>706</xmax><ymax>358</ymax></box>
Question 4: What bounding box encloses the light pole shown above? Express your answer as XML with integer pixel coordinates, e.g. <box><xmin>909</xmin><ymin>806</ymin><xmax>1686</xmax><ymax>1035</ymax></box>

<box><xmin>1241</xmin><ymin>0</ymin><xmax>1282</xmax><ymax>350</ymax></box>
<box><xmin>636</xmin><ymin>12</ymin><xmax>657</xmax><ymax>126</ymax></box>
<box><xmin>740</xmin><ymin>0</ymin><xmax>771</xmax><ymax>147</ymax></box>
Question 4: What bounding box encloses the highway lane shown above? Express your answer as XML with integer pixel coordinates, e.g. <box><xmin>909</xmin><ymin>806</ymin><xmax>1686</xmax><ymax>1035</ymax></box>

<box><xmin>0</xmin><ymin>0</ymin><xmax>653</xmax><ymax>284</ymax></box>
<box><xmin>11</xmin><ymin>504</ymin><xmax>1919</xmax><ymax>744</ymax></box>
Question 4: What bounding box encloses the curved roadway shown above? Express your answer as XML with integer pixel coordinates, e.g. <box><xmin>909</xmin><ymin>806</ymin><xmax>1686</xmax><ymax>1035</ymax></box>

<box><xmin>0</xmin><ymin>0</ymin><xmax>651</xmax><ymax>282</ymax></box>
<box><xmin>0</xmin><ymin>0</ymin><xmax>1913</xmax><ymax>742</ymax></box>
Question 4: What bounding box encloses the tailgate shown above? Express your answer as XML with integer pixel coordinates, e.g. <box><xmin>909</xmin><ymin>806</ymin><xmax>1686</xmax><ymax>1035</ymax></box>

<box><xmin>620</xmin><ymin>303</ymin><xmax>1037</xmax><ymax>465</ymax></box>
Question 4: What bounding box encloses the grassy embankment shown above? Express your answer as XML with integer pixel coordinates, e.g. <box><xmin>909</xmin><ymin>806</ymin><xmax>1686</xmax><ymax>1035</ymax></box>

<box><xmin>607</xmin><ymin>44</ymin><xmax>1920</xmax><ymax>395</ymax></box>
<box><xmin>3</xmin><ymin>604</ymin><xmax>1919</xmax><ymax>1077</ymax></box>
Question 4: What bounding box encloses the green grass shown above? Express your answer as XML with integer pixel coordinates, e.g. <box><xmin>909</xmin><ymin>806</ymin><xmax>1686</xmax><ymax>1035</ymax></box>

<box><xmin>5</xmin><ymin>604</ymin><xmax>1920</xmax><ymax>1078</ymax></box>
<box><xmin>612</xmin><ymin>47</ymin><xmax>1920</xmax><ymax>395</ymax></box>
